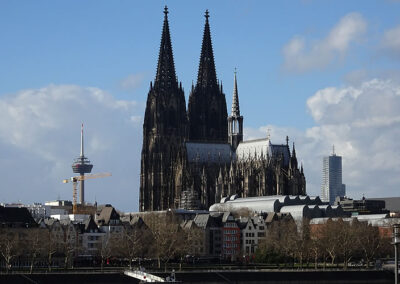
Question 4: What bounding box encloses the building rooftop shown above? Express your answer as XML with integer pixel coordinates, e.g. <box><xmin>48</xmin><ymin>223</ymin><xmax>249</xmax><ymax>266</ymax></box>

<box><xmin>185</xmin><ymin>142</ymin><xmax>233</xmax><ymax>164</ymax></box>
<box><xmin>0</xmin><ymin>206</ymin><xmax>37</xmax><ymax>227</ymax></box>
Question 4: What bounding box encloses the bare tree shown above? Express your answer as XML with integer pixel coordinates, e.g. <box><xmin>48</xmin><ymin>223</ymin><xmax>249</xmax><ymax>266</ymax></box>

<box><xmin>0</xmin><ymin>229</ymin><xmax>19</xmax><ymax>273</ymax></box>
<box><xmin>61</xmin><ymin>224</ymin><xmax>77</xmax><ymax>269</ymax></box>
<box><xmin>291</xmin><ymin>219</ymin><xmax>311</xmax><ymax>268</ymax></box>
<box><xmin>26</xmin><ymin>228</ymin><xmax>45</xmax><ymax>273</ymax></box>
<box><xmin>309</xmin><ymin>224</ymin><xmax>323</xmax><ymax>269</ymax></box>
<box><xmin>177</xmin><ymin>224</ymin><xmax>205</xmax><ymax>270</ymax></box>
<box><xmin>320</xmin><ymin>219</ymin><xmax>341</xmax><ymax>266</ymax></box>
<box><xmin>336</xmin><ymin>219</ymin><xmax>358</xmax><ymax>269</ymax></box>
<box><xmin>353</xmin><ymin>220</ymin><xmax>381</xmax><ymax>268</ymax></box>
<box><xmin>120</xmin><ymin>223</ymin><xmax>153</xmax><ymax>268</ymax></box>
<box><xmin>46</xmin><ymin>232</ymin><xmax>58</xmax><ymax>271</ymax></box>
<box><xmin>146</xmin><ymin>213</ymin><xmax>183</xmax><ymax>269</ymax></box>
<box><xmin>98</xmin><ymin>234</ymin><xmax>119</xmax><ymax>271</ymax></box>
<box><xmin>257</xmin><ymin>217</ymin><xmax>297</xmax><ymax>267</ymax></box>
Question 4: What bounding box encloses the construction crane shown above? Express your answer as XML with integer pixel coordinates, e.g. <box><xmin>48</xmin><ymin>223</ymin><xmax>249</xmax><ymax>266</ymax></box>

<box><xmin>63</xmin><ymin>172</ymin><xmax>111</xmax><ymax>214</ymax></box>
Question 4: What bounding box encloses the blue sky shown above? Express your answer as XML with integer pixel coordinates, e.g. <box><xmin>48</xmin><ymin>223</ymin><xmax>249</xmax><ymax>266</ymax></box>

<box><xmin>1</xmin><ymin>1</ymin><xmax>400</xmax><ymax>212</ymax></box>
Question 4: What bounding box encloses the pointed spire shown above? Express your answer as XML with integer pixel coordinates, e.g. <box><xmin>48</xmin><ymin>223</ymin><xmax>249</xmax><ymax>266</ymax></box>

<box><xmin>155</xmin><ymin>6</ymin><xmax>177</xmax><ymax>89</ymax></box>
<box><xmin>231</xmin><ymin>68</ymin><xmax>240</xmax><ymax>116</ymax></box>
<box><xmin>196</xmin><ymin>9</ymin><xmax>217</xmax><ymax>88</ymax></box>
<box><xmin>292</xmin><ymin>142</ymin><xmax>296</xmax><ymax>158</ymax></box>
<box><xmin>80</xmin><ymin>123</ymin><xmax>84</xmax><ymax>157</ymax></box>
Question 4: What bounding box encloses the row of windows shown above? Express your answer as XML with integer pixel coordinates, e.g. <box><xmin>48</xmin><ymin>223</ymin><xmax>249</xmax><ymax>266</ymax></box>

<box><xmin>224</xmin><ymin>236</ymin><xmax>238</xmax><ymax>241</ymax></box>
<box><xmin>88</xmin><ymin>236</ymin><xmax>100</xmax><ymax>241</ymax></box>
<box><xmin>224</xmin><ymin>249</ymin><xmax>239</xmax><ymax>255</ymax></box>
<box><xmin>245</xmin><ymin>239</ymin><xmax>255</xmax><ymax>245</ymax></box>
<box><xmin>247</xmin><ymin>225</ymin><xmax>265</xmax><ymax>231</ymax></box>
<box><xmin>224</xmin><ymin>223</ymin><xmax>238</xmax><ymax>228</ymax></box>
<box><xmin>223</xmin><ymin>243</ymin><xmax>238</xmax><ymax>248</ymax></box>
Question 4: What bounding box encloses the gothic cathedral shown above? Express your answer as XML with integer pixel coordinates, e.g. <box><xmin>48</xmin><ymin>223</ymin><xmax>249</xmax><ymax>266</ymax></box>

<box><xmin>140</xmin><ymin>7</ymin><xmax>306</xmax><ymax>212</ymax></box>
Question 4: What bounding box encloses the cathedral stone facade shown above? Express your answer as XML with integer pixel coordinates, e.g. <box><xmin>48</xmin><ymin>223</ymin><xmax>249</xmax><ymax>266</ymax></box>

<box><xmin>139</xmin><ymin>7</ymin><xmax>306</xmax><ymax>212</ymax></box>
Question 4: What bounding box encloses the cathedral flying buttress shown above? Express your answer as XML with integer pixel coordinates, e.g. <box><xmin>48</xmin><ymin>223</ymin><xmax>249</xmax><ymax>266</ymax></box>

<box><xmin>139</xmin><ymin>7</ymin><xmax>306</xmax><ymax>212</ymax></box>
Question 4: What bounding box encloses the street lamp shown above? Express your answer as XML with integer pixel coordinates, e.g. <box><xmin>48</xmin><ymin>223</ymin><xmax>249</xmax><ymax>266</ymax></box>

<box><xmin>392</xmin><ymin>224</ymin><xmax>400</xmax><ymax>284</ymax></box>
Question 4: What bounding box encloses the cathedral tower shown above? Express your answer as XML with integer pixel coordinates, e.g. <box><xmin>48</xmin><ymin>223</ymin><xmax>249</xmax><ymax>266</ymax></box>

<box><xmin>228</xmin><ymin>70</ymin><xmax>243</xmax><ymax>150</ymax></box>
<box><xmin>140</xmin><ymin>7</ymin><xmax>187</xmax><ymax>211</ymax></box>
<box><xmin>188</xmin><ymin>10</ymin><xmax>228</xmax><ymax>143</ymax></box>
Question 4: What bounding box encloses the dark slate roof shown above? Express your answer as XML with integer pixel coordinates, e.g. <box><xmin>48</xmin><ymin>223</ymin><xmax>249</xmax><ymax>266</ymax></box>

<box><xmin>130</xmin><ymin>216</ymin><xmax>148</xmax><ymax>229</ymax></box>
<box><xmin>194</xmin><ymin>213</ymin><xmax>222</xmax><ymax>228</ymax></box>
<box><xmin>193</xmin><ymin>214</ymin><xmax>210</xmax><ymax>228</ymax></box>
<box><xmin>97</xmin><ymin>206</ymin><xmax>120</xmax><ymax>225</ymax></box>
<box><xmin>185</xmin><ymin>142</ymin><xmax>233</xmax><ymax>164</ymax></box>
<box><xmin>84</xmin><ymin>216</ymin><xmax>100</xmax><ymax>233</ymax></box>
<box><xmin>270</xmin><ymin>144</ymin><xmax>290</xmax><ymax>166</ymax></box>
<box><xmin>0</xmin><ymin>206</ymin><xmax>37</xmax><ymax>227</ymax></box>
<box><xmin>236</xmin><ymin>217</ymin><xmax>249</xmax><ymax>230</ymax></box>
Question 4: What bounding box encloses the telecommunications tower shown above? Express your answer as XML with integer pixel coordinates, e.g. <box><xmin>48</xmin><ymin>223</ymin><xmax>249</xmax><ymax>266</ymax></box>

<box><xmin>72</xmin><ymin>124</ymin><xmax>93</xmax><ymax>204</ymax></box>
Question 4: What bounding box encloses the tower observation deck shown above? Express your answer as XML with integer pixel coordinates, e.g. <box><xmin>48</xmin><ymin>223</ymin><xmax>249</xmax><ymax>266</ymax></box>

<box><xmin>72</xmin><ymin>124</ymin><xmax>93</xmax><ymax>204</ymax></box>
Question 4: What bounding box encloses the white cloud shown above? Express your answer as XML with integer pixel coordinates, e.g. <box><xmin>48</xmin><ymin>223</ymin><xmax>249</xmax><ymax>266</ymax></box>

<box><xmin>381</xmin><ymin>24</ymin><xmax>400</xmax><ymax>58</ymax></box>
<box><xmin>282</xmin><ymin>13</ymin><xmax>367</xmax><ymax>72</ymax></box>
<box><xmin>247</xmin><ymin>78</ymin><xmax>400</xmax><ymax>199</ymax></box>
<box><xmin>0</xmin><ymin>85</ymin><xmax>144</xmax><ymax>211</ymax></box>
<box><xmin>120</xmin><ymin>73</ymin><xmax>146</xmax><ymax>90</ymax></box>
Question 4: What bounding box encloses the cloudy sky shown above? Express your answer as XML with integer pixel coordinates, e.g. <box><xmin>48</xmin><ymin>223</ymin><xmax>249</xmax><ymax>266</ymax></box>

<box><xmin>1</xmin><ymin>1</ymin><xmax>399</xmax><ymax>212</ymax></box>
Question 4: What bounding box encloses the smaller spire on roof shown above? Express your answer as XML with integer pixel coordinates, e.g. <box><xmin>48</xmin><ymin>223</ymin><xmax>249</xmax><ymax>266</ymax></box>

<box><xmin>231</xmin><ymin>68</ymin><xmax>240</xmax><ymax>116</ymax></box>
<box><xmin>266</xmin><ymin>128</ymin><xmax>271</xmax><ymax>140</ymax></box>
<box><xmin>292</xmin><ymin>142</ymin><xmax>296</xmax><ymax>158</ymax></box>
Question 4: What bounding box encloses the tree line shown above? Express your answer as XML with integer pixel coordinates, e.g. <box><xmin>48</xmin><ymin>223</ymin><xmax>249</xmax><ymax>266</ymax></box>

<box><xmin>0</xmin><ymin>213</ymin><xmax>203</xmax><ymax>273</ymax></box>
<box><xmin>255</xmin><ymin>217</ymin><xmax>392</xmax><ymax>269</ymax></box>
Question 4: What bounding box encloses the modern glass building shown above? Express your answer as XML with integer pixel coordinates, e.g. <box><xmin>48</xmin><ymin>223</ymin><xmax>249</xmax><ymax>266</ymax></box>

<box><xmin>321</xmin><ymin>148</ymin><xmax>346</xmax><ymax>205</ymax></box>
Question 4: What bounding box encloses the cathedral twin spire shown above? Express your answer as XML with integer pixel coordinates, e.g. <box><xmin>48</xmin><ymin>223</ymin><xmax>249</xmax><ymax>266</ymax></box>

<box><xmin>155</xmin><ymin>6</ymin><xmax>177</xmax><ymax>90</ymax></box>
<box><xmin>188</xmin><ymin>9</ymin><xmax>228</xmax><ymax>143</ymax></box>
<box><xmin>197</xmin><ymin>10</ymin><xmax>218</xmax><ymax>89</ymax></box>
<box><xmin>152</xmin><ymin>6</ymin><xmax>235</xmax><ymax>145</ymax></box>
<box><xmin>155</xmin><ymin>7</ymin><xmax>219</xmax><ymax>91</ymax></box>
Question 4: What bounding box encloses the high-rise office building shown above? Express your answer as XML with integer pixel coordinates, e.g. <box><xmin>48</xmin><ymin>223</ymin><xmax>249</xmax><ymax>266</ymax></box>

<box><xmin>321</xmin><ymin>146</ymin><xmax>346</xmax><ymax>205</ymax></box>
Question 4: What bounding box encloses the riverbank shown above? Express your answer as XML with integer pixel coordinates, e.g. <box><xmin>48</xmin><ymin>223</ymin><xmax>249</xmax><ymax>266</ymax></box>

<box><xmin>0</xmin><ymin>269</ymin><xmax>394</xmax><ymax>284</ymax></box>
